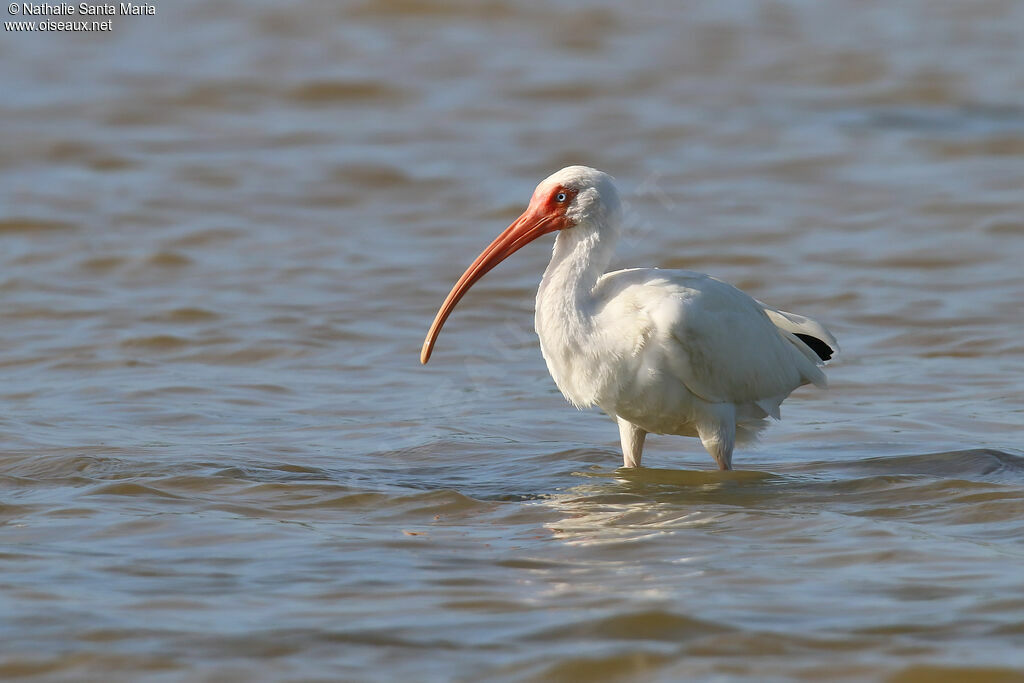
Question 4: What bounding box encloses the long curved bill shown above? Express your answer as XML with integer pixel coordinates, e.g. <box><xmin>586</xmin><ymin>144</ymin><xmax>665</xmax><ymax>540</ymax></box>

<box><xmin>421</xmin><ymin>206</ymin><xmax>563</xmax><ymax>364</ymax></box>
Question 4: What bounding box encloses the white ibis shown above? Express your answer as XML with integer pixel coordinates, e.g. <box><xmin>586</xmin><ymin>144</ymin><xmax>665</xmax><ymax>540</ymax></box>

<box><xmin>421</xmin><ymin>166</ymin><xmax>837</xmax><ymax>470</ymax></box>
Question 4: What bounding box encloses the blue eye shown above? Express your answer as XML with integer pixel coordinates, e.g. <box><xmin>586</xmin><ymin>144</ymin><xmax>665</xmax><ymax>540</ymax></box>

<box><xmin>555</xmin><ymin>192</ymin><xmax>567</xmax><ymax>202</ymax></box>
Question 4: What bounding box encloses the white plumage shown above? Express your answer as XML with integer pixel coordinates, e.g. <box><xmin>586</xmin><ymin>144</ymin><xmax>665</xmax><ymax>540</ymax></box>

<box><xmin>423</xmin><ymin>166</ymin><xmax>837</xmax><ymax>470</ymax></box>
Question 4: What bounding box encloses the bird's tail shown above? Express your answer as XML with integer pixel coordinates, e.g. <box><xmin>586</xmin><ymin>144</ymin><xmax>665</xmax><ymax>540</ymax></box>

<box><xmin>760</xmin><ymin>305</ymin><xmax>839</xmax><ymax>364</ymax></box>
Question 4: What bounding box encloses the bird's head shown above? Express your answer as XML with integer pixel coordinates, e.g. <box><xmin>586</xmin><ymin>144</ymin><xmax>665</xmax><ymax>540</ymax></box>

<box><xmin>420</xmin><ymin>166</ymin><xmax>619</xmax><ymax>364</ymax></box>
<box><xmin>535</xmin><ymin>165</ymin><xmax>621</xmax><ymax>232</ymax></box>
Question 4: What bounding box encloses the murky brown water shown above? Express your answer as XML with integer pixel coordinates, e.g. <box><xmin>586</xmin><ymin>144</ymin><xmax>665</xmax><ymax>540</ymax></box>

<box><xmin>2</xmin><ymin>0</ymin><xmax>1024</xmax><ymax>680</ymax></box>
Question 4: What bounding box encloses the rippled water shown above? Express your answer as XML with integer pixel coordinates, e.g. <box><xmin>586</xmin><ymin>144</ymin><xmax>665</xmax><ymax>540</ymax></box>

<box><xmin>2</xmin><ymin>0</ymin><xmax>1024</xmax><ymax>680</ymax></box>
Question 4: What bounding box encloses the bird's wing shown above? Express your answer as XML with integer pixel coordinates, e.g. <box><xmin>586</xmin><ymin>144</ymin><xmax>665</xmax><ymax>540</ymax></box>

<box><xmin>759</xmin><ymin>304</ymin><xmax>839</xmax><ymax>362</ymax></box>
<box><xmin>597</xmin><ymin>270</ymin><xmax>827</xmax><ymax>410</ymax></box>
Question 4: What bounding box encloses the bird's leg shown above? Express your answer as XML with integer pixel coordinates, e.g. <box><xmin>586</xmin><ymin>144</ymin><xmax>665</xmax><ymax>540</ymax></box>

<box><xmin>616</xmin><ymin>417</ymin><xmax>647</xmax><ymax>468</ymax></box>
<box><xmin>697</xmin><ymin>408</ymin><xmax>736</xmax><ymax>471</ymax></box>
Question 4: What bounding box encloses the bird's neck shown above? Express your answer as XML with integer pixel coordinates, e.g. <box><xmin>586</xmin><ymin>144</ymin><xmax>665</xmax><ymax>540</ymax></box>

<box><xmin>535</xmin><ymin>221</ymin><xmax>616</xmax><ymax>347</ymax></box>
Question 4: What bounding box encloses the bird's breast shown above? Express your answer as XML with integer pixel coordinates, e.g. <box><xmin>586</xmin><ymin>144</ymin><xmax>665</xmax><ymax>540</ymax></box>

<box><xmin>535</xmin><ymin>326</ymin><xmax>603</xmax><ymax>409</ymax></box>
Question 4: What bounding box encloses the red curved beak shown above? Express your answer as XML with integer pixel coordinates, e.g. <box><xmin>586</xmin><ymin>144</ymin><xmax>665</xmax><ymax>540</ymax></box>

<box><xmin>421</xmin><ymin>204</ymin><xmax>566</xmax><ymax>364</ymax></box>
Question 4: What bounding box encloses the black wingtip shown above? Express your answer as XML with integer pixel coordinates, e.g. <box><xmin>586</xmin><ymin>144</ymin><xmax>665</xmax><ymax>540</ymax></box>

<box><xmin>795</xmin><ymin>333</ymin><xmax>834</xmax><ymax>361</ymax></box>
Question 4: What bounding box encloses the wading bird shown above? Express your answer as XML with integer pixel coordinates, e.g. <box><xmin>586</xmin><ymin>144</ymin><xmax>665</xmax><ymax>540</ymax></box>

<box><xmin>421</xmin><ymin>166</ymin><xmax>837</xmax><ymax>470</ymax></box>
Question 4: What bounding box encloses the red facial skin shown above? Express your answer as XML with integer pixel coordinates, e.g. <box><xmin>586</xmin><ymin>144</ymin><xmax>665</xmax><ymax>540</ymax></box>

<box><xmin>421</xmin><ymin>185</ymin><xmax>578</xmax><ymax>364</ymax></box>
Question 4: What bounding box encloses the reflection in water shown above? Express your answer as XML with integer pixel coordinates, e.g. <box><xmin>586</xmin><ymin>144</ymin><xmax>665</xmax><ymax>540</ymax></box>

<box><xmin>545</xmin><ymin>449</ymin><xmax>1024</xmax><ymax>550</ymax></box>
<box><xmin>2</xmin><ymin>0</ymin><xmax>1024</xmax><ymax>679</ymax></box>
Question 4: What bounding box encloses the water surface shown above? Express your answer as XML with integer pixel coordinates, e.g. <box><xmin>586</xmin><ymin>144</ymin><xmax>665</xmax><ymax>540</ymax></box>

<box><xmin>2</xmin><ymin>0</ymin><xmax>1024</xmax><ymax>680</ymax></box>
